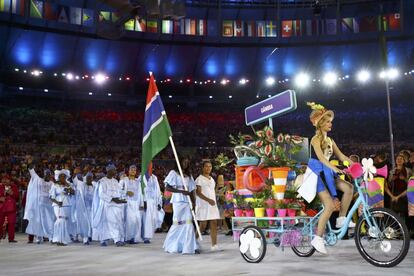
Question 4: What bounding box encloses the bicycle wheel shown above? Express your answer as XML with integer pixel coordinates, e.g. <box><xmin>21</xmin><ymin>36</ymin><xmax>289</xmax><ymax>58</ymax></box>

<box><xmin>239</xmin><ymin>225</ymin><xmax>267</xmax><ymax>263</ymax></box>
<box><xmin>291</xmin><ymin>229</ymin><xmax>316</xmax><ymax>257</ymax></box>
<box><xmin>355</xmin><ymin>207</ymin><xmax>410</xmax><ymax>267</ymax></box>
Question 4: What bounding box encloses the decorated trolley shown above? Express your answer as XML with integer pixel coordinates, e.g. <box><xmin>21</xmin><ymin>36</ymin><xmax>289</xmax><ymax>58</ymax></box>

<box><xmin>227</xmin><ymin>90</ymin><xmax>410</xmax><ymax>268</ymax></box>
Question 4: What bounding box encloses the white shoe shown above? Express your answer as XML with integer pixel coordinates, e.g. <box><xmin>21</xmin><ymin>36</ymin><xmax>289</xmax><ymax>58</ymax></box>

<box><xmin>336</xmin><ymin>216</ymin><xmax>356</xmax><ymax>228</ymax></box>
<box><xmin>211</xmin><ymin>244</ymin><xmax>223</xmax><ymax>252</ymax></box>
<box><xmin>311</xmin><ymin>236</ymin><xmax>327</xmax><ymax>254</ymax></box>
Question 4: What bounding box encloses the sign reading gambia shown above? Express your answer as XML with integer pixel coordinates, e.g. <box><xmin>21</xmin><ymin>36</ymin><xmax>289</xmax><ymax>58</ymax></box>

<box><xmin>244</xmin><ymin>90</ymin><xmax>297</xmax><ymax>126</ymax></box>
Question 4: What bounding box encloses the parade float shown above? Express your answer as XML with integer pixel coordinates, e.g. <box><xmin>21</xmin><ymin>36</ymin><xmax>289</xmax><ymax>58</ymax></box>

<box><xmin>227</xmin><ymin>90</ymin><xmax>410</xmax><ymax>267</ymax></box>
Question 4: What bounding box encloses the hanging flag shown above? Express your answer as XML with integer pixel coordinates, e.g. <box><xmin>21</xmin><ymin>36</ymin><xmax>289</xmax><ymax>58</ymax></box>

<box><xmin>162</xmin><ymin>19</ymin><xmax>173</xmax><ymax>34</ymax></box>
<box><xmin>341</xmin><ymin>17</ymin><xmax>354</xmax><ymax>33</ymax></box>
<box><xmin>111</xmin><ymin>11</ymin><xmax>120</xmax><ymax>22</ymax></box>
<box><xmin>141</xmin><ymin>73</ymin><xmax>173</xmax><ymax>195</ymax></box>
<box><xmin>292</xmin><ymin>20</ymin><xmax>303</xmax><ymax>36</ymax></box>
<box><xmin>99</xmin><ymin>11</ymin><xmax>110</xmax><ymax>22</ymax></box>
<box><xmin>11</xmin><ymin>0</ymin><xmax>25</xmax><ymax>16</ymax></box>
<box><xmin>70</xmin><ymin>7</ymin><xmax>82</xmax><ymax>25</ymax></box>
<box><xmin>82</xmin><ymin>8</ymin><xmax>94</xmax><ymax>26</ymax></box>
<box><xmin>281</xmin><ymin>20</ymin><xmax>293</xmax><ymax>38</ymax></box>
<box><xmin>173</xmin><ymin>19</ymin><xmax>184</xmax><ymax>34</ymax></box>
<box><xmin>44</xmin><ymin>2</ymin><xmax>58</xmax><ymax>20</ymax></box>
<box><xmin>266</xmin><ymin>20</ymin><xmax>277</xmax><ymax>37</ymax></box>
<box><xmin>198</xmin><ymin>19</ymin><xmax>207</xmax><ymax>36</ymax></box>
<box><xmin>125</xmin><ymin>19</ymin><xmax>134</xmax><ymax>30</ymax></box>
<box><xmin>256</xmin><ymin>20</ymin><xmax>265</xmax><ymax>37</ymax></box>
<box><xmin>0</xmin><ymin>0</ymin><xmax>11</xmax><ymax>12</ymax></box>
<box><xmin>147</xmin><ymin>20</ymin><xmax>158</xmax><ymax>33</ymax></box>
<box><xmin>233</xmin><ymin>20</ymin><xmax>243</xmax><ymax>37</ymax></box>
<box><xmin>29</xmin><ymin>0</ymin><xmax>42</xmax><ymax>18</ymax></box>
<box><xmin>388</xmin><ymin>13</ymin><xmax>401</xmax><ymax>31</ymax></box>
<box><xmin>358</xmin><ymin>16</ymin><xmax>377</xmax><ymax>32</ymax></box>
<box><xmin>326</xmin><ymin>19</ymin><xmax>337</xmax><ymax>35</ymax></box>
<box><xmin>243</xmin><ymin>21</ymin><xmax>255</xmax><ymax>37</ymax></box>
<box><xmin>135</xmin><ymin>18</ymin><xmax>146</xmax><ymax>32</ymax></box>
<box><xmin>222</xmin><ymin>20</ymin><xmax>233</xmax><ymax>37</ymax></box>
<box><xmin>57</xmin><ymin>5</ymin><xmax>69</xmax><ymax>23</ymax></box>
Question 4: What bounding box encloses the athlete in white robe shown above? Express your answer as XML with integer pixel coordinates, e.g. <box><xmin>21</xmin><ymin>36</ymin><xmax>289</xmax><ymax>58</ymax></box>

<box><xmin>139</xmin><ymin>162</ymin><xmax>163</xmax><ymax>243</ymax></box>
<box><xmin>92</xmin><ymin>165</ymin><xmax>126</xmax><ymax>246</ymax></box>
<box><xmin>163</xmin><ymin>160</ymin><xmax>199</xmax><ymax>254</ymax></box>
<box><xmin>73</xmin><ymin>172</ymin><xmax>96</xmax><ymax>245</ymax></box>
<box><xmin>121</xmin><ymin>165</ymin><xmax>144</xmax><ymax>244</ymax></box>
<box><xmin>50</xmin><ymin>170</ymin><xmax>75</xmax><ymax>246</ymax></box>
<box><xmin>24</xmin><ymin>165</ymin><xmax>55</xmax><ymax>243</ymax></box>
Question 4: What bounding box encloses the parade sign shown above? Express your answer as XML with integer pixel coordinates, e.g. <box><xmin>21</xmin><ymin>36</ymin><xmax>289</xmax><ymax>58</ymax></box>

<box><xmin>245</xmin><ymin>90</ymin><xmax>297</xmax><ymax>126</ymax></box>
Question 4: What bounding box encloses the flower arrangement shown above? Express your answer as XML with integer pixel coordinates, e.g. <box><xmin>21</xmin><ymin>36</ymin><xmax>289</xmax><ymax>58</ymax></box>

<box><xmin>213</xmin><ymin>153</ymin><xmax>234</xmax><ymax>174</ymax></box>
<box><xmin>230</xmin><ymin>126</ymin><xmax>303</xmax><ymax>171</ymax></box>
<box><xmin>274</xmin><ymin>199</ymin><xmax>288</xmax><ymax>209</ymax></box>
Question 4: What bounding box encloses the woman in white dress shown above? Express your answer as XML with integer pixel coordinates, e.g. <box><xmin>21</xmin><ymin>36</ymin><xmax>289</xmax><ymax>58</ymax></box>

<box><xmin>195</xmin><ymin>161</ymin><xmax>221</xmax><ymax>251</ymax></box>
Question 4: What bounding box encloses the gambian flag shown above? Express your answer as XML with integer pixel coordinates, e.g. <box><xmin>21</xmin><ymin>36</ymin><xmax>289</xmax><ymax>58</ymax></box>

<box><xmin>141</xmin><ymin>73</ymin><xmax>172</xmax><ymax>193</ymax></box>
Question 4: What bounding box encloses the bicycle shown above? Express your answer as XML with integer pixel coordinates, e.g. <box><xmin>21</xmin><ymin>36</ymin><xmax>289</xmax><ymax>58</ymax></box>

<box><xmin>238</xmin><ymin>162</ymin><xmax>410</xmax><ymax>267</ymax></box>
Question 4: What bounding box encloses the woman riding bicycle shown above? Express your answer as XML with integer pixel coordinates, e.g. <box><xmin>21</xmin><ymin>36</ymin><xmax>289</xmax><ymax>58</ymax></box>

<box><xmin>300</xmin><ymin>102</ymin><xmax>355</xmax><ymax>254</ymax></box>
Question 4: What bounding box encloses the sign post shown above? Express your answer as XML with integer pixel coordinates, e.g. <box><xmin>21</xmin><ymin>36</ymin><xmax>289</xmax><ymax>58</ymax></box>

<box><xmin>245</xmin><ymin>90</ymin><xmax>297</xmax><ymax>126</ymax></box>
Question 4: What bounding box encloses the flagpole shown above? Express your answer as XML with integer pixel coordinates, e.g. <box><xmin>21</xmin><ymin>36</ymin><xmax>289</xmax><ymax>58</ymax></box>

<box><xmin>168</xmin><ymin>136</ymin><xmax>203</xmax><ymax>241</ymax></box>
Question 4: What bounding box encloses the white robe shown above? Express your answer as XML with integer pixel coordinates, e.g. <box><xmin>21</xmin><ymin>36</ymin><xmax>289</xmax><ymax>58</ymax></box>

<box><xmin>73</xmin><ymin>177</ymin><xmax>96</xmax><ymax>241</ymax></box>
<box><xmin>163</xmin><ymin>170</ymin><xmax>199</xmax><ymax>254</ymax></box>
<box><xmin>24</xmin><ymin>169</ymin><xmax>55</xmax><ymax>239</ymax></box>
<box><xmin>121</xmin><ymin>177</ymin><xmax>144</xmax><ymax>242</ymax></box>
<box><xmin>92</xmin><ymin>177</ymin><xmax>126</xmax><ymax>243</ymax></box>
<box><xmin>49</xmin><ymin>183</ymin><xmax>74</xmax><ymax>244</ymax></box>
<box><xmin>139</xmin><ymin>175</ymin><xmax>163</xmax><ymax>240</ymax></box>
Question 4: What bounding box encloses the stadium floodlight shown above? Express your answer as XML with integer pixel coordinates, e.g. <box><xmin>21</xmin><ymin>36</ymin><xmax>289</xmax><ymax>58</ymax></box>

<box><xmin>357</xmin><ymin>70</ymin><xmax>371</xmax><ymax>83</ymax></box>
<box><xmin>18</xmin><ymin>86</ymin><xmax>23</xmax><ymax>90</ymax></box>
<box><xmin>266</xmin><ymin>76</ymin><xmax>275</xmax><ymax>86</ymax></box>
<box><xmin>44</xmin><ymin>89</ymin><xmax>48</xmax><ymax>92</ymax></box>
<box><xmin>294</xmin><ymin>72</ymin><xmax>310</xmax><ymax>88</ymax></box>
<box><xmin>221</xmin><ymin>79</ymin><xmax>228</xmax><ymax>85</ymax></box>
<box><xmin>94</xmin><ymin>73</ymin><xmax>106</xmax><ymax>84</ymax></box>
<box><xmin>323</xmin><ymin>72</ymin><xmax>337</xmax><ymax>86</ymax></box>
<box><xmin>66</xmin><ymin>73</ymin><xmax>74</xmax><ymax>80</ymax></box>
<box><xmin>388</xmin><ymin>68</ymin><xmax>399</xmax><ymax>80</ymax></box>
<box><xmin>239</xmin><ymin>78</ymin><xmax>247</xmax><ymax>85</ymax></box>
<box><xmin>32</xmin><ymin>70</ymin><xmax>41</xmax><ymax>76</ymax></box>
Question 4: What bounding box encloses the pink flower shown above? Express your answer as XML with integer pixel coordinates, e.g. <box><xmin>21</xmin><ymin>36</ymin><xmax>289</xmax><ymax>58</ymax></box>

<box><xmin>242</xmin><ymin>135</ymin><xmax>253</xmax><ymax>141</ymax></box>
<box><xmin>265</xmin><ymin>128</ymin><xmax>274</xmax><ymax>139</ymax></box>
<box><xmin>264</xmin><ymin>144</ymin><xmax>273</xmax><ymax>156</ymax></box>
<box><xmin>256</xmin><ymin>130</ymin><xmax>265</xmax><ymax>138</ymax></box>
<box><xmin>284</xmin><ymin>134</ymin><xmax>291</xmax><ymax>143</ymax></box>
<box><xmin>291</xmin><ymin>135</ymin><xmax>303</xmax><ymax>144</ymax></box>
<box><xmin>255</xmin><ymin>140</ymin><xmax>263</xmax><ymax>148</ymax></box>
<box><xmin>277</xmin><ymin>133</ymin><xmax>284</xmax><ymax>143</ymax></box>
<box><xmin>225</xmin><ymin>192</ymin><xmax>234</xmax><ymax>201</ymax></box>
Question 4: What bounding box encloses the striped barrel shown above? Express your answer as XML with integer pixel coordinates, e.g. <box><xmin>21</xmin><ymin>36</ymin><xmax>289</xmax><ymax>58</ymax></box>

<box><xmin>270</xmin><ymin>167</ymin><xmax>290</xmax><ymax>200</ymax></box>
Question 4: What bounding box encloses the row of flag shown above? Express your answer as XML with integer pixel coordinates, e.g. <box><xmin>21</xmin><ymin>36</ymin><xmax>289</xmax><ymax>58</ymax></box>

<box><xmin>0</xmin><ymin>1</ymin><xmax>400</xmax><ymax>37</ymax></box>
<box><xmin>0</xmin><ymin>0</ymin><xmax>209</xmax><ymax>35</ymax></box>
<box><xmin>223</xmin><ymin>14</ymin><xmax>401</xmax><ymax>37</ymax></box>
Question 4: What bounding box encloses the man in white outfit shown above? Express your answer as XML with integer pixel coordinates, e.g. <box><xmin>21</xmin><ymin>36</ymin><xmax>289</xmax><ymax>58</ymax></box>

<box><xmin>120</xmin><ymin>165</ymin><xmax>144</xmax><ymax>244</ymax></box>
<box><xmin>139</xmin><ymin>162</ymin><xmax>163</xmax><ymax>244</ymax></box>
<box><xmin>92</xmin><ymin>164</ymin><xmax>126</xmax><ymax>246</ymax></box>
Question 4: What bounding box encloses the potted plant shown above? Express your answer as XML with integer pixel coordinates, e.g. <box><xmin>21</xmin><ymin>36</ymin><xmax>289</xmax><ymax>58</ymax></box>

<box><xmin>287</xmin><ymin>201</ymin><xmax>302</xmax><ymax>217</ymax></box>
<box><xmin>264</xmin><ymin>198</ymin><xmax>275</xmax><ymax>217</ymax></box>
<box><xmin>274</xmin><ymin>199</ymin><xmax>288</xmax><ymax>217</ymax></box>
<box><xmin>244</xmin><ymin>201</ymin><xmax>254</xmax><ymax>217</ymax></box>
<box><xmin>232</xmin><ymin>191</ymin><xmax>245</xmax><ymax>217</ymax></box>
<box><xmin>252</xmin><ymin>198</ymin><xmax>265</xmax><ymax>217</ymax></box>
